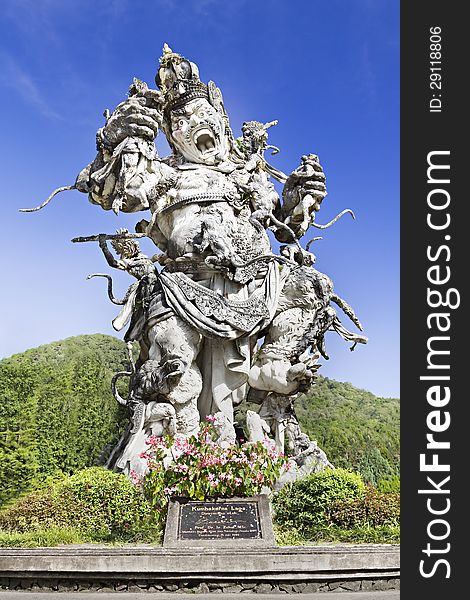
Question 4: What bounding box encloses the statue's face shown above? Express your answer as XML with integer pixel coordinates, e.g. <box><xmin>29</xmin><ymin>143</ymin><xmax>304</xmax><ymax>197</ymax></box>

<box><xmin>169</xmin><ymin>98</ymin><xmax>228</xmax><ymax>165</ymax></box>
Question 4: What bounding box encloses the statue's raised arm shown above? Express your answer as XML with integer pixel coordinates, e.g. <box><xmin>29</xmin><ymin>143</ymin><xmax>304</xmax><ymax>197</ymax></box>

<box><xmin>275</xmin><ymin>153</ymin><xmax>355</xmax><ymax>243</ymax></box>
<box><xmin>20</xmin><ymin>77</ymin><xmax>168</xmax><ymax>216</ymax></box>
<box><xmin>276</xmin><ymin>154</ymin><xmax>327</xmax><ymax>240</ymax></box>
<box><xmin>78</xmin><ymin>77</ymin><xmax>165</xmax><ymax>215</ymax></box>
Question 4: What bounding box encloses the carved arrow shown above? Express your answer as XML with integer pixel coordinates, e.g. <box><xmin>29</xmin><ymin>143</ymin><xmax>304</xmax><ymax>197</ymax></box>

<box><xmin>71</xmin><ymin>232</ymin><xmax>147</xmax><ymax>243</ymax></box>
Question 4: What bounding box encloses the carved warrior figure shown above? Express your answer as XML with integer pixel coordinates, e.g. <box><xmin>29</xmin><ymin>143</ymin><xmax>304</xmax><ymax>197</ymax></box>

<box><xmin>24</xmin><ymin>44</ymin><xmax>367</xmax><ymax>476</ymax></box>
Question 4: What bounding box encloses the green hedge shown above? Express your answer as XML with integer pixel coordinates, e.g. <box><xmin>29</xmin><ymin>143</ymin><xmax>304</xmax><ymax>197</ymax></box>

<box><xmin>377</xmin><ymin>475</ymin><xmax>400</xmax><ymax>493</ymax></box>
<box><xmin>272</xmin><ymin>469</ymin><xmax>400</xmax><ymax>545</ymax></box>
<box><xmin>273</xmin><ymin>468</ymin><xmax>365</xmax><ymax>530</ymax></box>
<box><xmin>0</xmin><ymin>467</ymin><xmax>400</xmax><ymax>548</ymax></box>
<box><xmin>327</xmin><ymin>485</ymin><xmax>400</xmax><ymax>528</ymax></box>
<box><xmin>0</xmin><ymin>467</ymin><xmax>157</xmax><ymax>543</ymax></box>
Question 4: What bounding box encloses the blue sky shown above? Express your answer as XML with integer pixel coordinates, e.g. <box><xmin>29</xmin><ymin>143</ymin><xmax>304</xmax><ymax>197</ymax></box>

<box><xmin>0</xmin><ymin>0</ymin><xmax>399</xmax><ymax>398</ymax></box>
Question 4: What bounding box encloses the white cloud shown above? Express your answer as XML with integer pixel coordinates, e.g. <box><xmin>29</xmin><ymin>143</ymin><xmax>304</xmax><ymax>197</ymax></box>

<box><xmin>0</xmin><ymin>53</ymin><xmax>62</xmax><ymax>120</ymax></box>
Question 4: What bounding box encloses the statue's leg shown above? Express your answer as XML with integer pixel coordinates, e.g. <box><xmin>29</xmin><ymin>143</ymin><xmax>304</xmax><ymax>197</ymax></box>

<box><xmin>146</xmin><ymin>315</ymin><xmax>202</xmax><ymax>435</ymax></box>
<box><xmin>248</xmin><ymin>308</ymin><xmax>314</xmax><ymax>395</ymax></box>
<box><xmin>249</xmin><ymin>351</ymin><xmax>309</xmax><ymax>395</ymax></box>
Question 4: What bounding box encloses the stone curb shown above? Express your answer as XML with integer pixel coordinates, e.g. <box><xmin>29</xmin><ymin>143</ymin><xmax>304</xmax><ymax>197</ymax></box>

<box><xmin>0</xmin><ymin>544</ymin><xmax>399</xmax><ymax>592</ymax></box>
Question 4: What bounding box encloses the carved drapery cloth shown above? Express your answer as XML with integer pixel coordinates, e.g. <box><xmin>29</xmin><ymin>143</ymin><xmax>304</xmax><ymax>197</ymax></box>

<box><xmin>158</xmin><ymin>263</ymin><xmax>284</xmax><ymax>421</ymax></box>
<box><xmin>112</xmin><ymin>282</ymin><xmax>139</xmax><ymax>332</ymax></box>
<box><xmin>158</xmin><ymin>267</ymin><xmax>280</xmax><ymax>340</ymax></box>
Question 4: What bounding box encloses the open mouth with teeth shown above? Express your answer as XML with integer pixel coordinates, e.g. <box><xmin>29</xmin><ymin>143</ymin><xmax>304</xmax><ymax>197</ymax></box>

<box><xmin>194</xmin><ymin>128</ymin><xmax>217</xmax><ymax>153</ymax></box>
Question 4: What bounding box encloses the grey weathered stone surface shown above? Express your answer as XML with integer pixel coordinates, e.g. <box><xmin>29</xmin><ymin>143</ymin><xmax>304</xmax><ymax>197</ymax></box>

<box><xmin>256</xmin><ymin>583</ymin><xmax>274</xmax><ymax>593</ymax></box>
<box><xmin>342</xmin><ymin>580</ymin><xmax>361</xmax><ymax>591</ymax></box>
<box><xmin>0</xmin><ymin>544</ymin><xmax>399</xmax><ymax>593</ymax></box>
<box><xmin>0</xmin><ymin>544</ymin><xmax>399</xmax><ymax>579</ymax></box>
<box><xmin>0</xmin><ymin>591</ymin><xmax>401</xmax><ymax>598</ymax></box>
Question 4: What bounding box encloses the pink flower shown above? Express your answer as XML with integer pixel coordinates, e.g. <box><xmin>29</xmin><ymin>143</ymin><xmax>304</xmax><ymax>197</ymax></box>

<box><xmin>200</xmin><ymin>455</ymin><xmax>221</xmax><ymax>468</ymax></box>
<box><xmin>173</xmin><ymin>463</ymin><xmax>190</xmax><ymax>473</ymax></box>
<box><xmin>172</xmin><ymin>436</ymin><xmax>199</xmax><ymax>458</ymax></box>
<box><xmin>146</xmin><ymin>435</ymin><xmax>166</xmax><ymax>449</ymax></box>
<box><xmin>129</xmin><ymin>469</ymin><xmax>142</xmax><ymax>485</ymax></box>
<box><xmin>205</xmin><ymin>414</ymin><xmax>216</xmax><ymax>422</ymax></box>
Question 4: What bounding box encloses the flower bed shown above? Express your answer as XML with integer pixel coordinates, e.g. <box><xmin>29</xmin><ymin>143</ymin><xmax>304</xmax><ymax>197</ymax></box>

<box><xmin>137</xmin><ymin>417</ymin><xmax>287</xmax><ymax>523</ymax></box>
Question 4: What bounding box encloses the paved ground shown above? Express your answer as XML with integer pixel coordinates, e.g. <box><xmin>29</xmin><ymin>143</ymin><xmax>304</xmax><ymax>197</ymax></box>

<box><xmin>0</xmin><ymin>592</ymin><xmax>400</xmax><ymax>599</ymax></box>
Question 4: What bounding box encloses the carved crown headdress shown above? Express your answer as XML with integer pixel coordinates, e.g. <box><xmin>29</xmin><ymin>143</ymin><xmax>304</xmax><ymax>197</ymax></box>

<box><xmin>155</xmin><ymin>44</ymin><xmax>207</xmax><ymax>113</ymax></box>
<box><xmin>154</xmin><ymin>44</ymin><xmax>245</xmax><ymax>163</ymax></box>
<box><xmin>155</xmin><ymin>44</ymin><xmax>225</xmax><ymax>117</ymax></box>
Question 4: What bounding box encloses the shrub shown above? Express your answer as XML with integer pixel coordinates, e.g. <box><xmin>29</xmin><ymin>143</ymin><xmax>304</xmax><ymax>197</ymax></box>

<box><xmin>0</xmin><ymin>467</ymin><xmax>155</xmax><ymax>542</ymax></box>
<box><xmin>273</xmin><ymin>525</ymin><xmax>308</xmax><ymax>546</ymax></box>
<box><xmin>272</xmin><ymin>468</ymin><xmax>365</xmax><ymax>530</ymax></box>
<box><xmin>327</xmin><ymin>485</ymin><xmax>400</xmax><ymax>528</ymax></box>
<box><xmin>273</xmin><ymin>473</ymin><xmax>400</xmax><ymax>545</ymax></box>
<box><xmin>377</xmin><ymin>475</ymin><xmax>400</xmax><ymax>493</ymax></box>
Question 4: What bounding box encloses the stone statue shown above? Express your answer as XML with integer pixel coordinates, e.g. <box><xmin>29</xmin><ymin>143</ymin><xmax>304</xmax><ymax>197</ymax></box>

<box><xmin>23</xmin><ymin>44</ymin><xmax>367</xmax><ymax>479</ymax></box>
<box><xmin>115</xmin><ymin>400</ymin><xmax>177</xmax><ymax>477</ymax></box>
<box><xmin>246</xmin><ymin>410</ymin><xmax>270</xmax><ymax>444</ymax></box>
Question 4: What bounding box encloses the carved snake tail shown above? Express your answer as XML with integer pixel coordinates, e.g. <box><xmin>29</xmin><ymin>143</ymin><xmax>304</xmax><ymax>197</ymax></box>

<box><xmin>331</xmin><ymin>293</ymin><xmax>363</xmax><ymax>331</ymax></box>
<box><xmin>332</xmin><ymin>317</ymin><xmax>368</xmax><ymax>348</ymax></box>
<box><xmin>266</xmin><ymin>144</ymin><xmax>280</xmax><ymax>155</ymax></box>
<box><xmin>86</xmin><ymin>273</ymin><xmax>126</xmax><ymax>305</ymax></box>
<box><xmin>310</xmin><ymin>208</ymin><xmax>355</xmax><ymax>229</ymax></box>
<box><xmin>318</xmin><ymin>337</ymin><xmax>329</xmax><ymax>360</ymax></box>
<box><xmin>19</xmin><ymin>185</ymin><xmax>76</xmax><ymax>212</ymax></box>
<box><xmin>268</xmin><ymin>213</ymin><xmax>303</xmax><ymax>251</ymax></box>
<box><xmin>305</xmin><ymin>237</ymin><xmax>323</xmax><ymax>251</ymax></box>
<box><xmin>111</xmin><ymin>370</ymin><xmax>132</xmax><ymax>406</ymax></box>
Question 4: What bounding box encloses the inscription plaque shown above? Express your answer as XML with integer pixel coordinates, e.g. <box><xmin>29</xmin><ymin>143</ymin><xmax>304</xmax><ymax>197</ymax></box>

<box><xmin>179</xmin><ymin>501</ymin><xmax>260</xmax><ymax>540</ymax></box>
<box><xmin>163</xmin><ymin>495</ymin><xmax>276</xmax><ymax>547</ymax></box>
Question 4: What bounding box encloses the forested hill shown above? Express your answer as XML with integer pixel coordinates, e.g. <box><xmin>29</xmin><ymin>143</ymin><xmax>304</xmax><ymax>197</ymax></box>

<box><xmin>0</xmin><ymin>334</ymin><xmax>399</xmax><ymax>506</ymax></box>
<box><xmin>296</xmin><ymin>378</ymin><xmax>399</xmax><ymax>485</ymax></box>
<box><xmin>0</xmin><ymin>335</ymin><xmax>129</xmax><ymax>506</ymax></box>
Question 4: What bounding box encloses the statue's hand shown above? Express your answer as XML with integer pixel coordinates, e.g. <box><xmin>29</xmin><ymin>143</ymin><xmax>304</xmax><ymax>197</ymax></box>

<box><xmin>100</xmin><ymin>96</ymin><xmax>162</xmax><ymax>149</ymax></box>
<box><xmin>285</xmin><ymin>154</ymin><xmax>327</xmax><ymax>209</ymax></box>
<box><xmin>277</xmin><ymin>154</ymin><xmax>327</xmax><ymax>240</ymax></box>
